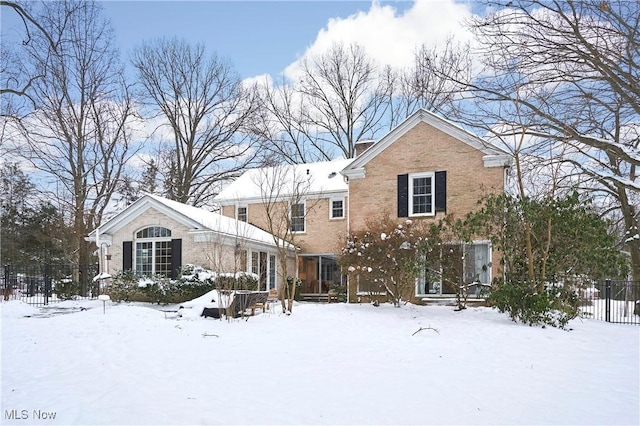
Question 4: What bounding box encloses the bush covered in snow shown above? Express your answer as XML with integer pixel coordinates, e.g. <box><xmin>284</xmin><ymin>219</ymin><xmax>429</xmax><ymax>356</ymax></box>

<box><xmin>215</xmin><ymin>272</ymin><xmax>259</xmax><ymax>291</ymax></box>
<box><xmin>340</xmin><ymin>214</ymin><xmax>445</xmax><ymax>307</ymax></box>
<box><xmin>488</xmin><ymin>279</ymin><xmax>581</xmax><ymax>329</ymax></box>
<box><xmin>106</xmin><ymin>265</ymin><xmax>258</xmax><ymax>304</ymax></box>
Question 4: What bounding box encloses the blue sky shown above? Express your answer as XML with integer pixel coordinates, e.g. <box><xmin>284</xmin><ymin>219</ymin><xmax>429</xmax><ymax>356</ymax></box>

<box><xmin>102</xmin><ymin>1</ymin><xmax>413</xmax><ymax>79</ymax></box>
<box><xmin>2</xmin><ymin>1</ymin><xmax>474</xmax><ymax>81</ymax></box>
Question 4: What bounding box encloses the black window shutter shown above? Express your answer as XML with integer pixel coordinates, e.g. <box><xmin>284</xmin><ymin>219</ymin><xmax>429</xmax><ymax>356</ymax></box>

<box><xmin>171</xmin><ymin>239</ymin><xmax>182</xmax><ymax>280</ymax></box>
<box><xmin>397</xmin><ymin>174</ymin><xmax>409</xmax><ymax>218</ymax></box>
<box><xmin>435</xmin><ymin>171</ymin><xmax>447</xmax><ymax>213</ymax></box>
<box><xmin>123</xmin><ymin>241</ymin><xmax>132</xmax><ymax>271</ymax></box>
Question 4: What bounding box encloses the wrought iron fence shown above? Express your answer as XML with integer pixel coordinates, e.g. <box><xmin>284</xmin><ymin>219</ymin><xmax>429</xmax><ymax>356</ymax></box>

<box><xmin>580</xmin><ymin>280</ymin><xmax>640</xmax><ymax>325</ymax></box>
<box><xmin>2</xmin><ymin>264</ymin><xmax>100</xmax><ymax>306</ymax></box>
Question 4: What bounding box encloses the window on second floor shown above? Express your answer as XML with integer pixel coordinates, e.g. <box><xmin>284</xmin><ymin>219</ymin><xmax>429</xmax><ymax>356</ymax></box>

<box><xmin>398</xmin><ymin>171</ymin><xmax>447</xmax><ymax>218</ymax></box>
<box><xmin>290</xmin><ymin>202</ymin><xmax>305</xmax><ymax>233</ymax></box>
<box><xmin>330</xmin><ymin>198</ymin><xmax>344</xmax><ymax>219</ymax></box>
<box><xmin>237</xmin><ymin>206</ymin><xmax>247</xmax><ymax>222</ymax></box>
<box><xmin>409</xmin><ymin>172</ymin><xmax>434</xmax><ymax>216</ymax></box>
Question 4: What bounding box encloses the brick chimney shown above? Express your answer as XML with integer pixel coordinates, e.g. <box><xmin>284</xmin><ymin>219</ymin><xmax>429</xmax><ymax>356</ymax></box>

<box><xmin>355</xmin><ymin>139</ymin><xmax>375</xmax><ymax>157</ymax></box>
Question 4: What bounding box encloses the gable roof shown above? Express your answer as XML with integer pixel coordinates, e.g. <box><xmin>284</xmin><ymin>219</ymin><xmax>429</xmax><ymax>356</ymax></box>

<box><xmin>87</xmin><ymin>194</ymin><xmax>291</xmax><ymax>250</ymax></box>
<box><xmin>342</xmin><ymin>108</ymin><xmax>512</xmax><ymax>179</ymax></box>
<box><xmin>214</xmin><ymin>158</ymin><xmax>353</xmax><ymax>204</ymax></box>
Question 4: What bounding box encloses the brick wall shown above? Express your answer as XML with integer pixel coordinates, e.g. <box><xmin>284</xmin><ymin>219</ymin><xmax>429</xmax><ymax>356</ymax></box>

<box><xmin>104</xmin><ymin>207</ymin><xmax>292</xmax><ymax>280</ymax></box>
<box><xmin>348</xmin><ymin>121</ymin><xmax>505</xmax><ymax>231</ymax></box>
<box><xmin>220</xmin><ymin>197</ymin><xmax>349</xmax><ymax>255</ymax></box>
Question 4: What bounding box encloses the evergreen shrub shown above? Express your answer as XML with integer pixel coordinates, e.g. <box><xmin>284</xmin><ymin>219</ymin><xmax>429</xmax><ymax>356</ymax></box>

<box><xmin>108</xmin><ymin>265</ymin><xmax>221</xmax><ymax>304</ymax></box>
<box><xmin>488</xmin><ymin>279</ymin><xmax>581</xmax><ymax>329</ymax></box>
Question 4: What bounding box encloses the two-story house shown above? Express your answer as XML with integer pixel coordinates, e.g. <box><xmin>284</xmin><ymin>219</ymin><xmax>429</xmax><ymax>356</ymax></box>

<box><xmin>213</xmin><ymin>158</ymin><xmax>353</xmax><ymax>297</ymax></box>
<box><xmin>214</xmin><ymin>109</ymin><xmax>512</xmax><ymax>303</ymax></box>
<box><xmin>87</xmin><ymin>109</ymin><xmax>510</xmax><ymax>302</ymax></box>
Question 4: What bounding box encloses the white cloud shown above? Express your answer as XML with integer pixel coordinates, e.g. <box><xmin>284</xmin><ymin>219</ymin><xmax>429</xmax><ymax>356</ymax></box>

<box><xmin>284</xmin><ymin>0</ymin><xmax>474</xmax><ymax>80</ymax></box>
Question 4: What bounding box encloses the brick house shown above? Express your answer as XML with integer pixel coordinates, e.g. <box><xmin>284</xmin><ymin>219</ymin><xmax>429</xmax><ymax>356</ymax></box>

<box><xmin>214</xmin><ymin>109</ymin><xmax>512</xmax><ymax>303</ymax></box>
<box><xmin>86</xmin><ymin>193</ymin><xmax>295</xmax><ymax>292</ymax></box>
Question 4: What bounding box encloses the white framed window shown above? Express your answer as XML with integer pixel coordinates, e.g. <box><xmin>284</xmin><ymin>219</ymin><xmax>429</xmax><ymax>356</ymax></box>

<box><xmin>237</xmin><ymin>206</ymin><xmax>247</xmax><ymax>222</ymax></box>
<box><xmin>251</xmin><ymin>251</ymin><xmax>277</xmax><ymax>291</ymax></box>
<box><xmin>409</xmin><ymin>172</ymin><xmax>434</xmax><ymax>216</ymax></box>
<box><xmin>269</xmin><ymin>254</ymin><xmax>277</xmax><ymax>290</ymax></box>
<box><xmin>290</xmin><ymin>202</ymin><xmax>305</xmax><ymax>233</ymax></box>
<box><xmin>135</xmin><ymin>226</ymin><xmax>172</xmax><ymax>277</ymax></box>
<box><xmin>415</xmin><ymin>241</ymin><xmax>491</xmax><ymax>296</ymax></box>
<box><xmin>330</xmin><ymin>197</ymin><xmax>345</xmax><ymax>219</ymax></box>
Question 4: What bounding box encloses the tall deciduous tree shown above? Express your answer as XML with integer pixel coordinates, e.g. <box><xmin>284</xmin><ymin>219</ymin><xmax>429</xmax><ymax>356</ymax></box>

<box><xmin>132</xmin><ymin>38</ymin><xmax>261</xmax><ymax>207</ymax></box>
<box><xmin>8</xmin><ymin>0</ymin><xmax>137</xmax><ymax>270</ymax></box>
<box><xmin>385</xmin><ymin>37</ymin><xmax>472</xmax><ymax>129</ymax></box>
<box><xmin>252</xmin><ymin>164</ymin><xmax>317</xmax><ymax>314</ymax></box>
<box><xmin>256</xmin><ymin>42</ymin><xmax>389</xmax><ymax>163</ymax></box>
<box><xmin>446</xmin><ymin>0</ymin><xmax>640</xmax><ymax>280</ymax></box>
<box><xmin>0</xmin><ymin>1</ymin><xmax>64</xmax><ymax>101</ymax></box>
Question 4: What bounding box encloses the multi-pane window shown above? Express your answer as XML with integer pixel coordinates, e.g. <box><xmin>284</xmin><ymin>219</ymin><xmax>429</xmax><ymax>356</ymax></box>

<box><xmin>290</xmin><ymin>202</ymin><xmax>305</xmax><ymax>232</ymax></box>
<box><xmin>136</xmin><ymin>226</ymin><xmax>171</xmax><ymax>239</ymax></box>
<box><xmin>238</xmin><ymin>250</ymin><xmax>248</xmax><ymax>272</ymax></box>
<box><xmin>415</xmin><ymin>242</ymin><xmax>491</xmax><ymax>296</ymax></box>
<box><xmin>136</xmin><ymin>241</ymin><xmax>153</xmax><ymax>276</ymax></box>
<box><xmin>269</xmin><ymin>255</ymin><xmax>276</xmax><ymax>290</ymax></box>
<box><xmin>330</xmin><ymin>198</ymin><xmax>344</xmax><ymax>219</ymax></box>
<box><xmin>237</xmin><ymin>206</ymin><xmax>247</xmax><ymax>222</ymax></box>
<box><xmin>154</xmin><ymin>241</ymin><xmax>172</xmax><ymax>276</ymax></box>
<box><xmin>409</xmin><ymin>173</ymin><xmax>433</xmax><ymax>216</ymax></box>
<box><xmin>135</xmin><ymin>226</ymin><xmax>172</xmax><ymax>277</ymax></box>
<box><xmin>251</xmin><ymin>252</ymin><xmax>259</xmax><ymax>276</ymax></box>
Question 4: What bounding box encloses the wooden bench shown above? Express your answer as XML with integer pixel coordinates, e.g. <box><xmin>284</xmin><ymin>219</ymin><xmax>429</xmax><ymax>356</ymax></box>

<box><xmin>248</xmin><ymin>291</ymin><xmax>270</xmax><ymax>315</ymax></box>
<box><xmin>221</xmin><ymin>290</ymin><xmax>270</xmax><ymax>318</ymax></box>
<box><xmin>327</xmin><ymin>290</ymin><xmax>339</xmax><ymax>303</ymax></box>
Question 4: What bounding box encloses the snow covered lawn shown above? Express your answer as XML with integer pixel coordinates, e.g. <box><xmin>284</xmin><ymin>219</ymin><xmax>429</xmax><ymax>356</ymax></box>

<box><xmin>1</xmin><ymin>299</ymin><xmax>638</xmax><ymax>425</ymax></box>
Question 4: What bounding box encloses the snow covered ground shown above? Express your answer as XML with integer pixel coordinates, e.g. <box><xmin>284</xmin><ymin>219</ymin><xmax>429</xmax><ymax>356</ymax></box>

<box><xmin>1</xmin><ymin>298</ymin><xmax>638</xmax><ymax>425</ymax></box>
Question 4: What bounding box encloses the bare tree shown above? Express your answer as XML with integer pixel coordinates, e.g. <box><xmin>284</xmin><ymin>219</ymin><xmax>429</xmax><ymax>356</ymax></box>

<box><xmin>252</xmin><ymin>164</ymin><xmax>319</xmax><ymax>314</ymax></box>
<box><xmin>443</xmin><ymin>0</ymin><xmax>640</xmax><ymax>280</ymax></box>
<box><xmin>385</xmin><ymin>37</ymin><xmax>472</xmax><ymax>128</ymax></box>
<box><xmin>132</xmin><ymin>38</ymin><xmax>262</xmax><ymax>207</ymax></box>
<box><xmin>7</xmin><ymin>0</ymin><xmax>137</xmax><ymax>271</ymax></box>
<box><xmin>0</xmin><ymin>1</ymin><xmax>64</xmax><ymax>101</ymax></box>
<box><xmin>254</xmin><ymin>76</ymin><xmax>324</xmax><ymax>164</ymax></box>
<box><xmin>255</xmin><ymin>42</ymin><xmax>389</xmax><ymax>163</ymax></box>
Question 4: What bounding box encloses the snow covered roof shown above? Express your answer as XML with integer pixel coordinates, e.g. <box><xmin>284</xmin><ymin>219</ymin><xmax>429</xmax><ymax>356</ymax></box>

<box><xmin>214</xmin><ymin>158</ymin><xmax>353</xmax><ymax>204</ymax></box>
<box><xmin>87</xmin><ymin>194</ymin><xmax>293</xmax><ymax>250</ymax></box>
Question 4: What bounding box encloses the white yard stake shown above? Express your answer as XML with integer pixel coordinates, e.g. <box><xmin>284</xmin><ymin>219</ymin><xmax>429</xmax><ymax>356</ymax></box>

<box><xmin>98</xmin><ymin>294</ymin><xmax>110</xmax><ymax>314</ymax></box>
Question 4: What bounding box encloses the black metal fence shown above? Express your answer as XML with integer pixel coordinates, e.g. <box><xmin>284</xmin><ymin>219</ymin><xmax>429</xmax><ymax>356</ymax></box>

<box><xmin>2</xmin><ymin>264</ymin><xmax>100</xmax><ymax>306</ymax></box>
<box><xmin>580</xmin><ymin>280</ymin><xmax>640</xmax><ymax>325</ymax></box>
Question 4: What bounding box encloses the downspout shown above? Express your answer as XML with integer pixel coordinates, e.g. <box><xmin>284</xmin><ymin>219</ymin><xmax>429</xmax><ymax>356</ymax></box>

<box><xmin>96</xmin><ymin>227</ymin><xmax>102</xmax><ymax>275</ymax></box>
<box><xmin>345</xmin><ymin>176</ymin><xmax>351</xmax><ymax>303</ymax></box>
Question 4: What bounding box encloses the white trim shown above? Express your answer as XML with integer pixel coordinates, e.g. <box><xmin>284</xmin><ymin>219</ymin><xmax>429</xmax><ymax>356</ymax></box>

<box><xmin>408</xmin><ymin>172</ymin><xmax>435</xmax><ymax>217</ymax></box>
<box><xmin>87</xmin><ymin>194</ymin><xmax>291</xmax><ymax>252</ymax></box>
<box><xmin>341</xmin><ymin>167</ymin><xmax>365</xmax><ymax>181</ymax></box>
<box><xmin>483</xmin><ymin>154</ymin><xmax>513</xmax><ymax>168</ymax></box>
<box><xmin>290</xmin><ymin>200</ymin><xmax>306</xmax><ymax>234</ymax></box>
<box><xmin>236</xmin><ymin>205</ymin><xmax>248</xmax><ymax>222</ymax></box>
<box><xmin>134</xmin><ymin>230</ymin><xmax>172</xmax><ymax>277</ymax></box>
<box><xmin>414</xmin><ymin>240</ymin><xmax>492</xmax><ymax>297</ymax></box>
<box><xmin>342</xmin><ymin>109</ymin><xmax>512</xmax><ymax>178</ymax></box>
<box><xmin>216</xmin><ymin>189</ymin><xmax>349</xmax><ymax>206</ymax></box>
<box><xmin>329</xmin><ymin>197</ymin><xmax>345</xmax><ymax>220</ymax></box>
